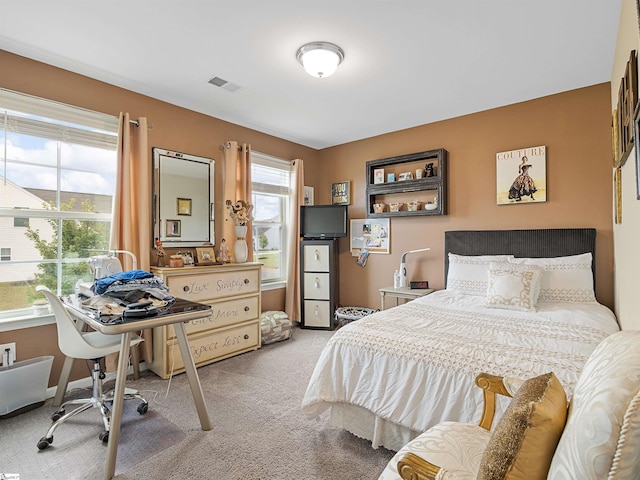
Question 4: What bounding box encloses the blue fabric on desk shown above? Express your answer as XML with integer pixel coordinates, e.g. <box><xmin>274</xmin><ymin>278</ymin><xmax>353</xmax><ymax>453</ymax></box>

<box><xmin>94</xmin><ymin>269</ymin><xmax>154</xmax><ymax>294</ymax></box>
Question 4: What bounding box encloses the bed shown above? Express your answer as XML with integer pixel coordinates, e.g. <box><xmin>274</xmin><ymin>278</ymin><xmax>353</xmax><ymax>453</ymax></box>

<box><xmin>301</xmin><ymin>228</ymin><xmax>619</xmax><ymax>452</ymax></box>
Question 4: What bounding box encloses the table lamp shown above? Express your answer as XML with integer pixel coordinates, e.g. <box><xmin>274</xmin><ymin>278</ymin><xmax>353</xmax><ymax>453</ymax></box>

<box><xmin>399</xmin><ymin>248</ymin><xmax>430</xmax><ymax>288</ymax></box>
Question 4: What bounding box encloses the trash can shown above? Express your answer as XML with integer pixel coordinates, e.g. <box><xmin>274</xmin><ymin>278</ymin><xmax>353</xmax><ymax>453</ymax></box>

<box><xmin>0</xmin><ymin>355</ymin><xmax>54</xmax><ymax>418</ymax></box>
<box><xmin>334</xmin><ymin>306</ymin><xmax>377</xmax><ymax>329</ymax></box>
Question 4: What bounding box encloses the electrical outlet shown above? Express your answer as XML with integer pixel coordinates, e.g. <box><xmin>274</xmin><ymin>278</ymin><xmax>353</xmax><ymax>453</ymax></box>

<box><xmin>0</xmin><ymin>342</ymin><xmax>16</xmax><ymax>366</ymax></box>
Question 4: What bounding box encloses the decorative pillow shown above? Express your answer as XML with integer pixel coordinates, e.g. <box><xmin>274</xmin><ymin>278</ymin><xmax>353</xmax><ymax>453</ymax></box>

<box><xmin>485</xmin><ymin>262</ymin><xmax>542</xmax><ymax>312</ymax></box>
<box><xmin>477</xmin><ymin>372</ymin><xmax>568</xmax><ymax>480</ymax></box>
<box><xmin>509</xmin><ymin>253</ymin><xmax>595</xmax><ymax>303</ymax></box>
<box><xmin>446</xmin><ymin>254</ymin><xmax>514</xmax><ymax>296</ymax></box>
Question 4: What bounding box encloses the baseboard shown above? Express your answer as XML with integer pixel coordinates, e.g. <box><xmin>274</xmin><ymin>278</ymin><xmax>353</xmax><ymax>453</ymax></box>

<box><xmin>45</xmin><ymin>361</ymin><xmax>149</xmax><ymax>399</ymax></box>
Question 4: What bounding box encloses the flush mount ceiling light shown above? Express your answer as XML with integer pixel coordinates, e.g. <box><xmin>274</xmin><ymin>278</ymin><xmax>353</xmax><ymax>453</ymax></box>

<box><xmin>296</xmin><ymin>41</ymin><xmax>344</xmax><ymax>78</ymax></box>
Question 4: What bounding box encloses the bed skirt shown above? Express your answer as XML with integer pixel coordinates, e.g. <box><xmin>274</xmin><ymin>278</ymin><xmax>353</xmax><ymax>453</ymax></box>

<box><xmin>329</xmin><ymin>403</ymin><xmax>421</xmax><ymax>452</ymax></box>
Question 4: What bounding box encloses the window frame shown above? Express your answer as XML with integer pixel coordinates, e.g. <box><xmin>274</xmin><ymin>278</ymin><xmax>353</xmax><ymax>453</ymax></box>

<box><xmin>0</xmin><ymin>88</ymin><xmax>118</xmax><ymax>328</ymax></box>
<box><xmin>251</xmin><ymin>152</ymin><xmax>292</xmax><ymax>289</ymax></box>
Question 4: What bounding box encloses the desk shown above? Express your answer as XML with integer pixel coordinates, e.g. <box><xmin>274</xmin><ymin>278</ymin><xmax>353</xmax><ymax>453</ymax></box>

<box><xmin>379</xmin><ymin>286</ymin><xmax>435</xmax><ymax>310</ymax></box>
<box><xmin>61</xmin><ymin>297</ymin><xmax>213</xmax><ymax>480</ymax></box>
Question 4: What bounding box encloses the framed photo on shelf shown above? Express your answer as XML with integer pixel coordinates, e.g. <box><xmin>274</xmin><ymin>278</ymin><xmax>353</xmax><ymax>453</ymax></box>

<box><xmin>177</xmin><ymin>197</ymin><xmax>192</xmax><ymax>216</ymax></box>
<box><xmin>165</xmin><ymin>219</ymin><xmax>181</xmax><ymax>237</ymax></box>
<box><xmin>374</xmin><ymin>168</ymin><xmax>385</xmax><ymax>184</ymax></box>
<box><xmin>195</xmin><ymin>247</ymin><xmax>215</xmax><ymax>265</ymax></box>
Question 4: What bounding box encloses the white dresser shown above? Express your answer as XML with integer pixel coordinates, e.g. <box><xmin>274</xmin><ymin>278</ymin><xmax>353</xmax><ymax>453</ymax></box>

<box><xmin>149</xmin><ymin>263</ymin><xmax>261</xmax><ymax>379</ymax></box>
<box><xmin>300</xmin><ymin>239</ymin><xmax>338</xmax><ymax>330</ymax></box>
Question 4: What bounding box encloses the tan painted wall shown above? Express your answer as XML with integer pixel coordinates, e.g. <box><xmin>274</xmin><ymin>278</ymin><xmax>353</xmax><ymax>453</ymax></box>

<box><xmin>318</xmin><ymin>84</ymin><xmax>615</xmax><ymax>312</ymax></box>
<box><xmin>0</xmin><ymin>51</ymin><xmax>617</xmax><ymax>385</ymax></box>
<box><xmin>611</xmin><ymin>0</ymin><xmax>640</xmax><ymax>331</ymax></box>
<box><xmin>0</xmin><ymin>50</ymin><xmax>317</xmax><ymax>383</ymax></box>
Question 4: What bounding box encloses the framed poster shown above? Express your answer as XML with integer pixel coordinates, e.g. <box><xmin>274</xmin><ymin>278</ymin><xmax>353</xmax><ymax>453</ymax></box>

<box><xmin>303</xmin><ymin>186</ymin><xmax>314</xmax><ymax>205</ymax></box>
<box><xmin>496</xmin><ymin>145</ymin><xmax>546</xmax><ymax>205</ymax></box>
<box><xmin>350</xmin><ymin>218</ymin><xmax>390</xmax><ymax>255</ymax></box>
<box><xmin>331</xmin><ymin>180</ymin><xmax>351</xmax><ymax>205</ymax></box>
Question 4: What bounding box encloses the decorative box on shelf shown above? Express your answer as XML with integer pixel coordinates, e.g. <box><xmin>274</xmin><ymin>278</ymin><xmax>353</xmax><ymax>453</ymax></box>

<box><xmin>366</xmin><ymin>148</ymin><xmax>448</xmax><ymax>218</ymax></box>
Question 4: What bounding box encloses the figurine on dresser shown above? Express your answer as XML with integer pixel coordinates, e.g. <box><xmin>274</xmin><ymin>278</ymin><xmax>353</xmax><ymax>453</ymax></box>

<box><xmin>218</xmin><ymin>238</ymin><xmax>230</xmax><ymax>263</ymax></box>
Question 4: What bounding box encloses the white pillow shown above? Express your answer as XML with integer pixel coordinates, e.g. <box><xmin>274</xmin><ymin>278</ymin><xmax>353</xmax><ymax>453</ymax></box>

<box><xmin>486</xmin><ymin>262</ymin><xmax>542</xmax><ymax>312</ymax></box>
<box><xmin>509</xmin><ymin>253</ymin><xmax>595</xmax><ymax>303</ymax></box>
<box><xmin>447</xmin><ymin>253</ymin><xmax>514</xmax><ymax>296</ymax></box>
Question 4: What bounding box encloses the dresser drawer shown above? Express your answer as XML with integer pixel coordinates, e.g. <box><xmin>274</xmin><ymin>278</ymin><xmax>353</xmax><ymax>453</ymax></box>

<box><xmin>167</xmin><ymin>322</ymin><xmax>260</xmax><ymax>372</ymax></box>
<box><xmin>303</xmin><ymin>244</ymin><xmax>330</xmax><ymax>271</ymax></box>
<box><xmin>166</xmin><ymin>294</ymin><xmax>260</xmax><ymax>338</ymax></box>
<box><xmin>303</xmin><ymin>300</ymin><xmax>332</xmax><ymax>328</ymax></box>
<box><xmin>303</xmin><ymin>272</ymin><xmax>330</xmax><ymax>300</ymax></box>
<box><xmin>165</xmin><ymin>268</ymin><xmax>259</xmax><ymax>302</ymax></box>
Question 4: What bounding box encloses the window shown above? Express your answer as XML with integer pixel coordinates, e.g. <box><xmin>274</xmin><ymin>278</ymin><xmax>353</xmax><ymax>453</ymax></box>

<box><xmin>251</xmin><ymin>152</ymin><xmax>291</xmax><ymax>286</ymax></box>
<box><xmin>0</xmin><ymin>89</ymin><xmax>118</xmax><ymax>315</ymax></box>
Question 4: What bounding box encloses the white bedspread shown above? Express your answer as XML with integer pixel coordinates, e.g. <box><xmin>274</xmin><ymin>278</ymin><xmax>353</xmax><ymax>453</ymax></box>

<box><xmin>301</xmin><ymin>290</ymin><xmax>619</xmax><ymax>446</ymax></box>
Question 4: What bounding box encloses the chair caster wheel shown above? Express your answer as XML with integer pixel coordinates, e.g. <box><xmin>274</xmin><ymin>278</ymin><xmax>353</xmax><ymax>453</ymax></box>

<box><xmin>37</xmin><ymin>436</ymin><xmax>53</xmax><ymax>450</ymax></box>
<box><xmin>99</xmin><ymin>431</ymin><xmax>109</xmax><ymax>443</ymax></box>
<box><xmin>51</xmin><ymin>410</ymin><xmax>64</xmax><ymax>421</ymax></box>
<box><xmin>137</xmin><ymin>403</ymin><xmax>148</xmax><ymax>414</ymax></box>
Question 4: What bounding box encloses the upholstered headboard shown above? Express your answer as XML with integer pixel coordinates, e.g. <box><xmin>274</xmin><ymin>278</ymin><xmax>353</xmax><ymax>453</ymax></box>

<box><xmin>444</xmin><ymin>228</ymin><xmax>596</xmax><ymax>287</ymax></box>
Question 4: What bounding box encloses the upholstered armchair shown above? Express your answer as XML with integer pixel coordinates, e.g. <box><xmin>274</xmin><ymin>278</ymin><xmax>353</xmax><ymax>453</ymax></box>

<box><xmin>379</xmin><ymin>330</ymin><xmax>640</xmax><ymax>480</ymax></box>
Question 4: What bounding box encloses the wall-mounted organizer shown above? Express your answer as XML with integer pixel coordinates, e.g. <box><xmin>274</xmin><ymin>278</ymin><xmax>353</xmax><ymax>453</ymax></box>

<box><xmin>366</xmin><ymin>148</ymin><xmax>448</xmax><ymax>218</ymax></box>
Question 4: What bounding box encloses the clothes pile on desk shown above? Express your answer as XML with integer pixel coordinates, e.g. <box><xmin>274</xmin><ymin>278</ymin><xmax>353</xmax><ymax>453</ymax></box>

<box><xmin>78</xmin><ymin>270</ymin><xmax>174</xmax><ymax>316</ymax></box>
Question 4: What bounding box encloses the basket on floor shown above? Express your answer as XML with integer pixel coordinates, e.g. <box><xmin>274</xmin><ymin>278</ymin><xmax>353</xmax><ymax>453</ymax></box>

<box><xmin>334</xmin><ymin>306</ymin><xmax>377</xmax><ymax>329</ymax></box>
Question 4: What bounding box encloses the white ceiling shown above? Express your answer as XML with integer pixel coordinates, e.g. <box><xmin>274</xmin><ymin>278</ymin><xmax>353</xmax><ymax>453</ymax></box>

<box><xmin>0</xmin><ymin>1</ymin><xmax>622</xmax><ymax>149</ymax></box>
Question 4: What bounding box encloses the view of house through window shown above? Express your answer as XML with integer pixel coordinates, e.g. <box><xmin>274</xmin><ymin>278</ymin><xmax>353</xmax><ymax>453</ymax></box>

<box><xmin>0</xmin><ymin>89</ymin><xmax>118</xmax><ymax>315</ymax></box>
<box><xmin>251</xmin><ymin>152</ymin><xmax>291</xmax><ymax>285</ymax></box>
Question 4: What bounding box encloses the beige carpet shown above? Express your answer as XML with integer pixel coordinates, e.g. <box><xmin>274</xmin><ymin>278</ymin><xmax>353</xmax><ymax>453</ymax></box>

<box><xmin>0</xmin><ymin>327</ymin><xmax>395</xmax><ymax>479</ymax></box>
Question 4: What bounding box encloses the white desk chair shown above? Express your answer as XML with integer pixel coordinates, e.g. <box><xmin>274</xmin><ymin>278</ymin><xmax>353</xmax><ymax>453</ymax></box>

<box><xmin>36</xmin><ymin>286</ymin><xmax>148</xmax><ymax>450</ymax></box>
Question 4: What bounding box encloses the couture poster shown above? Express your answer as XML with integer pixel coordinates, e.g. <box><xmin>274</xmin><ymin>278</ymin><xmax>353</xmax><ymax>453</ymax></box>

<box><xmin>496</xmin><ymin>145</ymin><xmax>547</xmax><ymax>205</ymax></box>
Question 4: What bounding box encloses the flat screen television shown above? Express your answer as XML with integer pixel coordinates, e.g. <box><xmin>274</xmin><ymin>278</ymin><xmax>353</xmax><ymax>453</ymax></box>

<box><xmin>300</xmin><ymin>205</ymin><xmax>348</xmax><ymax>239</ymax></box>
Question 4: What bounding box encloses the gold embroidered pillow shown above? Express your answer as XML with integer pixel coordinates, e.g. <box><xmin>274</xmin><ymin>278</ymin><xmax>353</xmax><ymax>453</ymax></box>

<box><xmin>477</xmin><ymin>372</ymin><xmax>567</xmax><ymax>480</ymax></box>
<box><xmin>485</xmin><ymin>262</ymin><xmax>541</xmax><ymax>312</ymax></box>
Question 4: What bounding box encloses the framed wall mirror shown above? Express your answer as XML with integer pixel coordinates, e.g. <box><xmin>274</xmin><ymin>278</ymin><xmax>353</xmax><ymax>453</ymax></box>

<box><xmin>152</xmin><ymin>147</ymin><xmax>215</xmax><ymax>247</ymax></box>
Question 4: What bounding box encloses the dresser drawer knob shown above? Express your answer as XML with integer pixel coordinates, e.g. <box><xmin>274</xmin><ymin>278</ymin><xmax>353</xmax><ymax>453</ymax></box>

<box><xmin>244</xmin><ymin>334</ymin><xmax>249</xmax><ymax>340</ymax></box>
<box><xmin>314</xmin><ymin>249</ymin><xmax>320</xmax><ymax>260</ymax></box>
<box><xmin>244</xmin><ymin>278</ymin><xmax>250</xmax><ymax>284</ymax></box>
<box><xmin>183</xmin><ymin>286</ymin><xmax>190</xmax><ymax>292</ymax></box>
<box><xmin>244</xmin><ymin>306</ymin><xmax>250</xmax><ymax>312</ymax></box>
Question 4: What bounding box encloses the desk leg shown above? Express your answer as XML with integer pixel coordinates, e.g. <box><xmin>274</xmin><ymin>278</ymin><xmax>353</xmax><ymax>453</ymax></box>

<box><xmin>174</xmin><ymin>322</ymin><xmax>212</xmax><ymax>431</ymax></box>
<box><xmin>380</xmin><ymin>291</ymin><xmax>386</xmax><ymax>311</ymax></box>
<box><xmin>103</xmin><ymin>332</ymin><xmax>131</xmax><ymax>480</ymax></box>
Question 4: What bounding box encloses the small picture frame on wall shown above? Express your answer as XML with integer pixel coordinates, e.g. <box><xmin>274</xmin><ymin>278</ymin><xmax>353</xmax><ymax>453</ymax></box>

<box><xmin>166</xmin><ymin>219</ymin><xmax>181</xmax><ymax>237</ymax></box>
<box><xmin>304</xmin><ymin>186</ymin><xmax>314</xmax><ymax>206</ymax></box>
<box><xmin>634</xmin><ymin>103</ymin><xmax>640</xmax><ymax>199</ymax></box>
<box><xmin>177</xmin><ymin>197</ymin><xmax>192</xmax><ymax>216</ymax></box>
<box><xmin>331</xmin><ymin>180</ymin><xmax>351</xmax><ymax>205</ymax></box>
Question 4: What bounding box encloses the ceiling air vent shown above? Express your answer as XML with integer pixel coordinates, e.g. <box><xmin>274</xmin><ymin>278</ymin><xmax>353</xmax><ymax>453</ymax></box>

<box><xmin>208</xmin><ymin>76</ymin><xmax>242</xmax><ymax>93</ymax></box>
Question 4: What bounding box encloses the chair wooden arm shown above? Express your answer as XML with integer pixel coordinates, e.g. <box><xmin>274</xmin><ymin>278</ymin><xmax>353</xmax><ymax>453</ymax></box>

<box><xmin>396</xmin><ymin>372</ymin><xmax>515</xmax><ymax>479</ymax></box>
<box><xmin>475</xmin><ymin>372</ymin><xmax>512</xmax><ymax>430</ymax></box>
<box><xmin>397</xmin><ymin>452</ymin><xmax>440</xmax><ymax>480</ymax></box>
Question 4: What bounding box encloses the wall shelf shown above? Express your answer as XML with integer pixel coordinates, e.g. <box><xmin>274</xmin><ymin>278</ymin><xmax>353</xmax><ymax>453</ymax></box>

<box><xmin>366</xmin><ymin>148</ymin><xmax>448</xmax><ymax>218</ymax></box>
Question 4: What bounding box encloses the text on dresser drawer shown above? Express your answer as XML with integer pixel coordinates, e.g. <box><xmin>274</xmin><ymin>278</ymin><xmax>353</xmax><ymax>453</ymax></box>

<box><xmin>180</xmin><ymin>277</ymin><xmax>253</xmax><ymax>296</ymax></box>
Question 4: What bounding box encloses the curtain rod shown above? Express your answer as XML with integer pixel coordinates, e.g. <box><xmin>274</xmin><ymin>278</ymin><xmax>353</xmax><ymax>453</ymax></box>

<box><xmin>223</xmin><ymin>142</ymin><xmax>245</xmax><ymax>151</ymax></box>
<box><xmin>129</xmin><ymin>119</ymin><xmax>139</xmax><ymax>126</ymax></box>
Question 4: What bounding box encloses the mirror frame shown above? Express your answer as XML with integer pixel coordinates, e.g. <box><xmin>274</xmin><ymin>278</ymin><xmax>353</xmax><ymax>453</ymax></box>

<box><xmin>152</xmin><ymin>147</ymin><xmax>215</xmax><ymax>248</ymax></box>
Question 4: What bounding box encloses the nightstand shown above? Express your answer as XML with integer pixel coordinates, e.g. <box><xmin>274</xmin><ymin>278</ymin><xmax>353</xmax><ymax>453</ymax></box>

<box><xmin>379</xmin><ymin>286</ymin><xmax>435</xmax><ymax>310</ymax></box>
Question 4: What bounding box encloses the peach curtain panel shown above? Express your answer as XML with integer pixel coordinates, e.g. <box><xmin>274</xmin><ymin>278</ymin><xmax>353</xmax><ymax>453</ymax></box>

<box><xmin>222</xmin><ymin>141</ymin><xmax>253</xmax><ymax>260</ymax></box>
<box><xmin>109</xmin><ymin>113</ymin><xmax>152</xmax><ymax>364</ymax></box>
<box><xmin>285</xmin><ymin>159</ymin><xmax>304</xmax><ymax>323</ymax></box>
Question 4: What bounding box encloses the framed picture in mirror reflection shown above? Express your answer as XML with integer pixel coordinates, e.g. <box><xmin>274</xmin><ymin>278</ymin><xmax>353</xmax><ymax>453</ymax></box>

<box><xmin>166</xmin><ymin>219</ymin><xmax>181</xmax><ymax>237</ymax></box>
<box><xmin>177</xmin><ymin>197</ymin><xmax>192</xmax><ymax>216</ymax></box>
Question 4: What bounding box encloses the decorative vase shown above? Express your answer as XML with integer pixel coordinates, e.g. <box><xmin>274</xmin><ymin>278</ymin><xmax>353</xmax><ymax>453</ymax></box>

<box><xmin>234</xmin><ymin>225</ymin><xmax>248</xmax><ymax>263</ymax></box>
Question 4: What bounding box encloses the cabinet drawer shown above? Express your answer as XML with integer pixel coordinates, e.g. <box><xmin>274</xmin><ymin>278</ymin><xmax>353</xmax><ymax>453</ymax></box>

<box><xmin>303</xmin><ymin>244</ymin><xmax>330</xmax><ymax>271</ymax></box>
<box><xmin>304</xmin><ymin>300</ymin><xmax>332</xmax><ymax>328</ymax></box>
<box><xmin>167</xmin><ymin>322</ymin><xmax>260</xmax><ymax>372</ymax></box>
<box><xmin>167</xmin><ymin>295</ymin><xmax>260</xmax><ymax>338</ymax></box>
<box><xmin>165</xmin><ymin>268</ymin><xmax>259</xmax><ymax>302</ymax></box>
<box><xmin>303</xmin><ymin>272</ymin><xmax>330</xmax><ymax>299</ymax></box>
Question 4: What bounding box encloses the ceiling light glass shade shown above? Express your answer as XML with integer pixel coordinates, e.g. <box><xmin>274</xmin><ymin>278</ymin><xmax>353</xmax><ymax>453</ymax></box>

<box><xmin>296</xmin><ymin>42</ymin><xmax>344</xmax><ymax>78</ymax></box>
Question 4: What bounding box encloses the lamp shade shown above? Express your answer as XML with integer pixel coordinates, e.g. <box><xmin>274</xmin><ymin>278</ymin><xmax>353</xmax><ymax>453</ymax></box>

<box><xmin>296</xmin><ymin>42</ymin><xmax>344</xmax><ymax>78</ymax></box>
